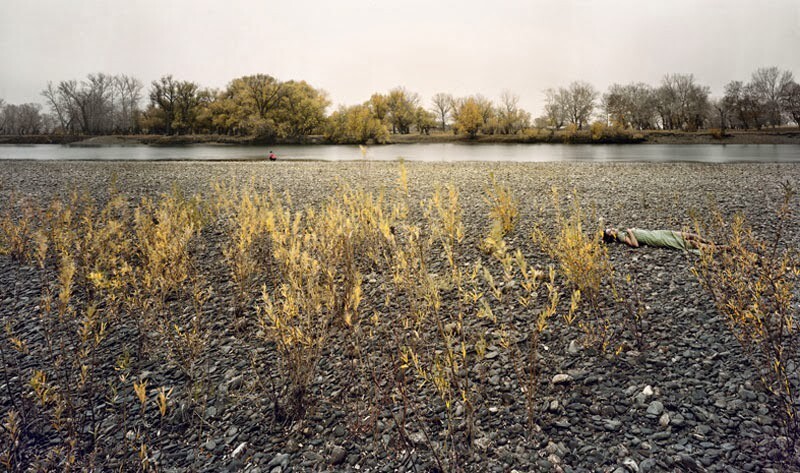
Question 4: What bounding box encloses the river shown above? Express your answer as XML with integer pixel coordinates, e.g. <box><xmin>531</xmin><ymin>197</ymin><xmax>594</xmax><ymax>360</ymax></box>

<box><xmin>2</xmin><ymin>143</ymin><xmax>800</xmax><ymax>163</ymax></box>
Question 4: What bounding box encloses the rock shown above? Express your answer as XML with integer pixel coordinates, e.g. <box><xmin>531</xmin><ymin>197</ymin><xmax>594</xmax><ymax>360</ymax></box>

<box><xmin>552</xmin><ymin>373</ymin><xmax>573</xmax><ymax>385</ymax></box>
<box><xmin>267</xmin><ymin>453</ymin><xmax>289</xmax><ymax>469</ymax></box>
<box><xmin>408</xmin><ymin>431</ymin><xmax>426</xmax><ymax>446</ymax></box>
<box><xmin>642</xmin><ymin>385</ymin><xmax>654</xmax><ymax>397</ymax></box>
<box><xmin>475</xmin><ymin>436</ymin><xmax>492</xmax><ymax>451</ymax></box>
<box><xmin>646</xmin><ymin>401</ymin><xmax>664</xmax><ymax>416</ymax></box>
<box><xmin>604</xmin><ymin>419</ymin><xmax>622</xmax><ymax>432</ymax></box>
<box><xmin>671</xmin><ymin>413</ymin><xmax>685</xmax><ymax>427</ymax></box>
<box><xmin>228</xmin><ymin>375</ymin><xmax>244</xmax><ymax>390</ymax></box>
<box><xmin>204</xmin><ymin>439</ymin><xmax>217</xmax><ymax>451</ymax></box>
<box><xmin>639</xmin><ymin>458</ymin><xmax>657</xmax><ymax>473</ymax></box>
<box><xmin>232</xmin><ymin>442</ymin><xmax>247</xmax><ymax>458</ymax></box>
<box><xmin>622</xmin><ymin>457</ymin><xmax>639</xmax><ymax>472</ymax></box>
<box><xmin>659</xmin><ymin>413</ymin><xmax>670</xmax><ymax>427</ymax></box>
<box><xmin>330</xmin><ymin>446</ymin><xmax>347</xmax><ymax>465</ymax></box>
<box><xmin>738</xmin><ymin>385</ymin><xmax>758</xmax><ymax>401</ymax></box>
<box><xmin>567</xmin><ymin>340</ymin><xmax>581</xmax><ymax>354</ymax></box>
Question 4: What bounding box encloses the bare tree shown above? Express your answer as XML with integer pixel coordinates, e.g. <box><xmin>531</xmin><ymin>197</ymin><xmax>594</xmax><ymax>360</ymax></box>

<box><xmin>542</xmin><ymin>88</ymin><xmax>566</xmax><ymax>129</ymax></box>
<box><xmin>497</xmin><ymin>90</ymin><xmax>530</xmax><ymax>134</ymax></box>
<box><xmin>114</xmin><ymin>75</ymin><xmax>143</xmax><ymax>133</ymax></box>
<box><xmin>563</xmin><ymin>81</ymin><xmax>597</xmax><ymax>130</ymax></box>
<box><xmin>750</xmin><ymin>67</ymin><xmax>794</xmax><ymax>127</ymax></box>
<box><xmin>656</xmin><ymin>74</ymin><xmax>710</xmax><ymax>131</ymax></box>
<box><xmin>782</xmin><ymin>81</ymin><xmax>800</xmax><ymax>128</ymax></box>
<box><xmin>431</xmin><ymin>92</ymin><xmax>453</xmax><ymax>131</ymax></box>
<box><xmin>602</xmin><ymin>83</ymin><xmax>656</xmax><ymax>129</ymax></box>
<box><xmin>0</xmin><ymin>99</ymin><xmax>6</xmax><ymax>134</ymax></box>
<box><xmin>42</xmin><ymin>82</ymin><xmax>72</xmax><ymax>133</ymax></box>
<box><xmin>723</xmin><ymin>81</ymin><xmax>763</xmax><ymax>129</ymax></box>
<box><xmin>0</xmin><ymin>103</ymin><xmax>43</xmax><ymax>135</ymax></box>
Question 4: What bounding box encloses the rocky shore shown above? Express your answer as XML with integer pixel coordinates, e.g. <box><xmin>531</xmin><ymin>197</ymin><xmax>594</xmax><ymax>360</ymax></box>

<box><xmin>1</xmin><ymin>161</ymin><xmax>799</xmax><ymax>472</ymax></box>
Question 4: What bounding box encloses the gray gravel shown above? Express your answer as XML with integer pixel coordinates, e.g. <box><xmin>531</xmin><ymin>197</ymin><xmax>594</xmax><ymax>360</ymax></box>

<box><xmin>1</xmin><ymin>160</ymin><xmax>799</xmax><ymax>472</ymax></box>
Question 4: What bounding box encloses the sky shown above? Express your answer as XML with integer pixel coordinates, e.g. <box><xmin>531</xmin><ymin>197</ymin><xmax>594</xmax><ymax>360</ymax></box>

<box><xmin>1</xmin><ymin>0</ymin><xmax>799</xmax><ymax>115</ymax></box>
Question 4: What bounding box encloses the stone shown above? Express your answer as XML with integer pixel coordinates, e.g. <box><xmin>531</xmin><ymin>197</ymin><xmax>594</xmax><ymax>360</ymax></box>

<box><xmin>267</xmin><ymin>453</ymin><xmax>289</xmax><ymax>469</ymax></box>
<box><xmin>552</xmin><ymin>373</ymin><xmax>573</xmax><ymax>385</ymax></box>
<box><xmin>622</xmin><ymin>457</ymin><xmax>639</xmax><ymax>472</ymax></box>
<box><xmin>567</xmin><ymin>340</ymin><xmax>581</xmax><ymax>354</ymax></box>
<box><xmin>330</xmin><ymin>446</ymin><xmax>347</xmax><ymax>465</ymax></box>
<box><xmin>659</xmin><ymin>413</ymin><xmax>670</xmax><ymax>427</ymax></box>
<box><xmin>646</xmin><ymin>401</ymin><xmax>664</xmax><ymax>416</ymax></box>
<box><xmin>642</xmin><ymin>385</ymin><xmax>654</xmax><ymax>397</ymax></box>
<box><xmin>232</xmin><ymin>442</ymin><xmax>247</xmax><ymax>458</ymax></box>
<box><xmin>639</xmin><ymin>458</ymin><xmax>657</xmax><ymax>473</ymax></box>
<box><xmin>604</xmin><ymin>419</ymin><xmax>622</xmax><ymax>432</ymax></box>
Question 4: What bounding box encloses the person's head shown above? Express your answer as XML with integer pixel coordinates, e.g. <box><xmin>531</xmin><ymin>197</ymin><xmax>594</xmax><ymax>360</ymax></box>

<box><xmin>602</xmin><ymin>227</ymin><xmax>618</xmax><ymax>243</ymax></box>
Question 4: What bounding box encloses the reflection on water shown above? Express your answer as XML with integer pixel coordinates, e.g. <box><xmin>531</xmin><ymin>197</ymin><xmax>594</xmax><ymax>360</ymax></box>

<box><xmin>1</xmin><ymin>143</ymin><xmax>800</xmax><ymax>163</ymax></box>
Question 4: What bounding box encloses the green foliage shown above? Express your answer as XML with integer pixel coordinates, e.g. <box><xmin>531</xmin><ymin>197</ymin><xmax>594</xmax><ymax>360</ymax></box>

<box><xmin>324</xmin><ymin>104</ymin><xmax>389</xmax><ymax>144</ymax></box>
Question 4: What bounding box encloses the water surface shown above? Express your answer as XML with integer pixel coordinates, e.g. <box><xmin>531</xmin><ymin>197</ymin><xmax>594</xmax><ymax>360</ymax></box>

<box><xmin>2</xmin><ymin>143</ymin><xmax>800</xmax><ymax>163</ymax></box>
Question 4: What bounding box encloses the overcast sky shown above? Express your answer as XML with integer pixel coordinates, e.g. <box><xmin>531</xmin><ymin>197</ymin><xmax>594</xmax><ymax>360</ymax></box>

<box><xmin>1</xmin><ymin>0</ymin><xmax>798</xmax><ymax>115</ymax></box>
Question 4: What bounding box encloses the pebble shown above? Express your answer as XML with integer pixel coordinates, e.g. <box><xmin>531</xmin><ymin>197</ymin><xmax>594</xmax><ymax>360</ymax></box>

<box><xmin>552</xmin><ymin>373</ymin><xmax>573</xmax><ymax>385</ymax></box>
<box><xmin>646</xmin><ymin>401</ymin><xmax>664</xmax><ymax>416</ymax></box>
<box><xmin>330</xmin><ymin>446</ymin><xmax>347</xmax><ymax>465</ymax></box>
<box><xmin>267</xmin><ymin>453</ymin><xmax>289</xmax><ymax>469</ymax></box>
<box><xmin>659</xmin><ymin>413</ymin><xmax>670</xmax><ymax>427</ymax></box>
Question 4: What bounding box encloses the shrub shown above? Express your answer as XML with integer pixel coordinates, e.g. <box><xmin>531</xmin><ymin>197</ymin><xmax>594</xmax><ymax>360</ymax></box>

<box><xmin>692</xmin><ymin>183</ymin><xmax>799</xmax><ymax>444</ymax></box>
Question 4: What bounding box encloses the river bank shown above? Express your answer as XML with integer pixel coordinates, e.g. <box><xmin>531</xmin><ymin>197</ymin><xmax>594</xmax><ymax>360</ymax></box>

<box><xmin>1</xmin><ymin>161</ymin><xmax>799</xmax><ymax>472</ymax></box>
<box><xmin>2</xmin><ymin>128</ymin><xmax>800</xmax><ymax>147</ymax></box>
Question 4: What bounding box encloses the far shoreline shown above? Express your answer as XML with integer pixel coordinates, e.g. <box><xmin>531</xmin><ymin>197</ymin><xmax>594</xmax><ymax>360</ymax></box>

<box><xmin>2</xmin><ymin>128</ymin><xmax>800</xmax><ymax>147</ymax></box>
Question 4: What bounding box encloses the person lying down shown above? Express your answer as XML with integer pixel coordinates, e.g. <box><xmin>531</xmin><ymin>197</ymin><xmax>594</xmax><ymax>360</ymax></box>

<box><xmin>603</xmin><ymin>227</ymin><xmax>720</xmax><ymax>253</ymax></box>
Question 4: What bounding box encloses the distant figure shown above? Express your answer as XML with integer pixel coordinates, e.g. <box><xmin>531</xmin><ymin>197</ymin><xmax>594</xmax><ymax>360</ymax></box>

<box><xmin>268</xmin><ymin>151</ymin><xmax>277</xmax><ymax>161</ymax></box>
<box><xmin>603</xmin><ymin>227</ymin><xmax>721</xmax><ymax>253</ymax></box>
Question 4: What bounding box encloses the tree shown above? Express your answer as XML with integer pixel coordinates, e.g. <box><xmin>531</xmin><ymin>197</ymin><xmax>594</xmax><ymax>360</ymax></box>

<box><xmin>750</xmin><ymin>67</ymin><xmax>794</xmax><ymax>127</ymax></box>
<box><xmin>386</xmin><ymin>87</ymin><xmax>419</xmax><ymax>134</ymax></box>
<box><xmin>431</xmin><ymin>92</ymin><xmax>453</xmax><ymax>131</ymax></box>
<box><xmin>0</xmin><ymin>103</ymin><xmax>43</xmax><ymax>135</ymax></box>
<box><xmin>173</xmin><ymin>80</ymin><xmax>201</xmax><ymax>134</ymax></box>
<box><xmin>42</xmin><ymin>74</ymin><xmax>142</xmax><ymax>134</ymax></box>
<box><xmin>455</xmin><ymin>98</ymin><xmax>483</xmax><ymax>138</ymax></box>
<box><xmin>366</xmin><ymin>93</ymin><xmax>389</xmax><ymax>123</ymax></box>
<box><xmin>782</xmin><ymin>81</ymin><xmax>800</xmax><ymax>127</ymax></box>
<box><xmin>563</xmin><ymin>81</ymin><xmax>598</xmax><ymax>130</ymax></box>
<box><xmin>602</xmin><ymin>83</ymin><xmax>656</xmax><ymax>129</ymax></box>
<box><xmin>656</xmin><ymin>74</ymin><xmax>710</xmax><ymax>131</ymax></box>
<box><xmin>723</xmin><ymin>81</ymin><xmax>762</xmax><ymax>129</ymax></box>
<box><xmin>113</xmin><ymin>75</ymin><xmax>143</xmax><ymax>133</ymax></box>
<box><xmin>710</xmin><ymin>98</ymin><xmax>730</xmax><ymax>134</ymax></box>
<box><xmin>324</xmin><ymin>104</ymin><xmax>389</xmax><ymax>144</ymax></box>
<box><xmin>149</xmin><ymin>75</ymin><xmax>179</xmax><ymax>134</ymax></box>
<box><xmin>0</xmin><ymin>99</ymin><xmax>6</xmax><ymax>134</ymax></box>
<box><xmin>496</xmin><ymin>90</ymin><xmax>530</xmax><ymax>134</ymax></box>
<box><xmin>413</xmin><ymin>106</ymin><xmax>437</xmax><ymax>135</ymax></box>
<box><xmin>229</xmin><ymin>74</ymin><xmax>284</xmax><ymax>124</ymax></box>
<box><xmin>542</xmin><ymin>88</ymin><xmax>566</xmax><ymax>129</ymax></box>
<box><xmin>274</xmin><ymin>80</ymin><xmax>330</xmax><ymax>138</ymax></box>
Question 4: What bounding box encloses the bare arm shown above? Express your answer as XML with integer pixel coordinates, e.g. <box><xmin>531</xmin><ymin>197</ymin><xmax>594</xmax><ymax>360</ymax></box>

<box><xmin>620</xmin><ymin>228</ymin><xmax>639</xmax><ymax>247</ymax></box>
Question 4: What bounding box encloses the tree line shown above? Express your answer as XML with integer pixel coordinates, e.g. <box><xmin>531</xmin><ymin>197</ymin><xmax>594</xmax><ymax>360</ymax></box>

<box><xmin>1</xmin><ymin>67</ymin><xmax>798</xmax><ymax>141</ymax></box>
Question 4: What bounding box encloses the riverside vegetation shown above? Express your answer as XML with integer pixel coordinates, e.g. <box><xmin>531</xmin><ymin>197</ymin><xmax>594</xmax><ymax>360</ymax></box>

<box><xmin>0</xmin><ymin>162</ymin><xmax>798</xmax><ymax>472</ymax></box>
